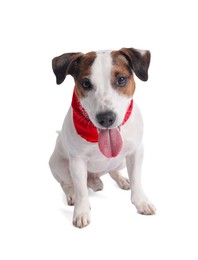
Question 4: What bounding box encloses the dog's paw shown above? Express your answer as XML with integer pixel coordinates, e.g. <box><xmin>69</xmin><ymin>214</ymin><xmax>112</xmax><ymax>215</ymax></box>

<box><xmin>132</xmin><ymin>192</ymin><xmax>156</xmax><ymax>215</ymax></box>
<box><xmin>109</xmin><ymin>171</ymin><xmax>130</xmax><ymax>190</ymax></box>
<box><xmin>87</xmin><ymin>176</ymin><xmax>104</xmax><ymax>191</ymax></box>
<box><xmin>116</xmin><ymin>176</ymin><xmax>130</xmax><ymax>190</ymax></box>
<box><xmin>91</xmin><ymin>179</ymin><xmax>104</xmax><ymax>191</ymax></box>
<box><xmin>135</xmin><ymin>201</ymin><xmax>156</xmax><ymax>215</ymax></box>
<box><xmin>73</xmin><ymin>212</ymin><xmax>90</xmax><ymax>228</ymax></box>
<box><xmin>73</xmin><ymin>202</ymin><xmax>91</xmax><ymax>228</ymax></box>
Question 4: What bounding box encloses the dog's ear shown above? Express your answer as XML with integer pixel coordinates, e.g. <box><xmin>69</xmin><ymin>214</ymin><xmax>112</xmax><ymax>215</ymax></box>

<box><xmin>120</xmin><ymin>48</ymin><xmax>151</xmax><ymax>81</ymax></box>
<box><xmin>52</xmin><ymin>52</ymin><xmax>83</xmax><ymax>84</ymax></box>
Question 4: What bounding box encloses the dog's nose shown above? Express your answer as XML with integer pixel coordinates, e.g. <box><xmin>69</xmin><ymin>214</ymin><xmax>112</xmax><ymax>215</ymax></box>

<box><xmin>96</xmin><ymin>111</ymin><xmax>116</xmax><ymax>128</ymax></box>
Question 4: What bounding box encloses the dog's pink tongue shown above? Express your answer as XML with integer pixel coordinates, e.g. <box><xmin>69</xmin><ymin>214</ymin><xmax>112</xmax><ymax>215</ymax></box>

<box><xmin>98</xmin><ymin>128</ymin><xmax>122</xmax><ymax>158</ymax></box>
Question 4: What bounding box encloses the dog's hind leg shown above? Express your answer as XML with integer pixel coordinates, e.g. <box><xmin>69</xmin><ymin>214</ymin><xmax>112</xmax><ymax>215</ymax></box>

<box><xmin>87</xmin><ymin>173</ymin><xmax>104</xmax><ymax>191</ymax></box>
<box><xmin>49</xmin><ymin>134</ymin><xmax>75</xmax><ymax>205</ymax></box>
<box><xmin>109</xmin><ymin>170</ymin><xmax>130</xmax><ymax>190</ymax></box>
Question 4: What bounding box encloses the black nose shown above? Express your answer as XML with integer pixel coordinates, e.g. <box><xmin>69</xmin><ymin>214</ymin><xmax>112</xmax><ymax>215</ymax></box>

<box><xmin>96</xmin><ymin>111</ymin><xmax>116</xmax><ymax>128</ymax></box>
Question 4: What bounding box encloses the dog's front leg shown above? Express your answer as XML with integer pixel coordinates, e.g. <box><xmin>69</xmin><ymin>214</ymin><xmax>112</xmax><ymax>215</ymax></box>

<box><xmin>69</xmin><ymin>157</ymin><xmax>90</xmax><ymax>228</ymax></box>
<box><xmin>126</xmin><ymin>144</ymin><xmax>156</xmax><ymax>215</ymax></box>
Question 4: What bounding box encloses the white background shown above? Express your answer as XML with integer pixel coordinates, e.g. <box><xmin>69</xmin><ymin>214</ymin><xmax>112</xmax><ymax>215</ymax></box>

<box><xmin>0</xmin><ymin>0</ymin><xmax>198</xmax><ymax>259</ymax></box>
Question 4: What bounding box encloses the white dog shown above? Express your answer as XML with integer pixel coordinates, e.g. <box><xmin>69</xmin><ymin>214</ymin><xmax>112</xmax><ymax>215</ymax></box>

<box><xmin>49</xmin><ymin>47</ymin><xmax>156</xmax><ymax>228</ymax></box>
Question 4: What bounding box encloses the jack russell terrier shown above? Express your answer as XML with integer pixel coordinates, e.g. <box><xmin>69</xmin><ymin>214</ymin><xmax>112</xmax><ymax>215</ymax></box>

<box><xmin>49</xmin><ymin>47</ymin><xmax>156</xmax><ymax>228</ymax></box>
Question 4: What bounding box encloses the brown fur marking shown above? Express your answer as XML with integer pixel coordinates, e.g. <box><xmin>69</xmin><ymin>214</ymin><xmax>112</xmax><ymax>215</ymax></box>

<box><xmin>111</xmin><ymin>51</ymin><xmax>135</xmax><ymax>97</ymax></box>
<box><xmin>74</xmin><ymin>52</ymin><xmax>96</xmax><ymax>99</ymax></box>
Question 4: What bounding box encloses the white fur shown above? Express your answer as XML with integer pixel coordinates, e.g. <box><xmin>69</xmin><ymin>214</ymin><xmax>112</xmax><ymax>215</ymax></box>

<box><xmin>81</xmin><ymin>50</ymin><xmax>130</xmax><ymax>129</ymax></box>
<box><xmin>136</xmin><ymin>48</ymin><xmax>147</xmax><ymax>56</ymax></box>
<box><xmin>49</xmin><ymin>51</ymin><xmax>156</xmax><ymax>228</ymax></box>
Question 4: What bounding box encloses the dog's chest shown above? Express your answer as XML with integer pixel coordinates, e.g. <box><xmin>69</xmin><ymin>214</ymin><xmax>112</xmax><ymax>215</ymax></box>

<box><xmin>76</xmin><ymin>135</ymin><xmax>137</xmax><ymax>174</ymax></box>
<box><xmin>87</xmin><ymin>157</ymin><xmax>124</xmax><ymax>174</ymax></box>
<box><xmin>63</xmin><ymin>104</ymin><xmax>142</xmax><ymax>174</ymax></box>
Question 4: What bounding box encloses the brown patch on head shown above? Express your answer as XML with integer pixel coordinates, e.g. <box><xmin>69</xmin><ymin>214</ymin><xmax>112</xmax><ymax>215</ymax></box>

<box><xmin>74</xmin><ymin>51</ymin><xmax>96</xmax><ymax>99</ymax></box>
<box><xmin>52</xmin><ymin>51</ymin><xmax>96</xmax><ymax>99</ymax></box>
<box><xmin>111</xmin><ymin>51</ymin><xmax>136</xmax><ymax>97</ymax></box>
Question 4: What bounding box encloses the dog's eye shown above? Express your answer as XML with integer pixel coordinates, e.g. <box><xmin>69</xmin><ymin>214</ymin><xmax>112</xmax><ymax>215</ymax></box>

<box><xmin>117</xmin><ymin>76</ymin><xmax>127</xmax><ymax>87</ymax></box>
<box><xmin>81</xmin><ymin>78</ymin><xmax>93</xmax><ymax>91</ymax></box>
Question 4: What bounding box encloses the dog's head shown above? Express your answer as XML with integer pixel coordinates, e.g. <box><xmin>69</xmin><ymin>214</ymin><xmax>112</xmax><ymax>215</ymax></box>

<box><xmin>52</xmin><ymin>48</ymin><xmax>150</xmax><ymax>130</ymax></box>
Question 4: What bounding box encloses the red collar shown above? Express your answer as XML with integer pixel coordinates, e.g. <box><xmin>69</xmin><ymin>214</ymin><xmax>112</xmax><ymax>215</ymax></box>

<box><xmin>71</xmin><ymin>91</ymin><xmax>133</xmax><ymax>143</ymax></box>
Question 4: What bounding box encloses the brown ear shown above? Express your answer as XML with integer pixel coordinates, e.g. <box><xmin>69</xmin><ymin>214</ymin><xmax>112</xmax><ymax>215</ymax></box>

<box><xmin>120</xmin><ymin>48</ymin><xmax>151</xmax><ymax>81</ymax></box>
<box><xmin>52</xmin><ymin>52</ymin><xmax>83</xmax><ymax>84</ymax></box>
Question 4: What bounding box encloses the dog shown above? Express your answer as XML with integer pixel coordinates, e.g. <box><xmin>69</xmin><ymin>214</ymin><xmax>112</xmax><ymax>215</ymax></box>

<box><xmin>49</xmin><ymin>47</ymin><xmax>156</xmax><ymax>228</ymax></box>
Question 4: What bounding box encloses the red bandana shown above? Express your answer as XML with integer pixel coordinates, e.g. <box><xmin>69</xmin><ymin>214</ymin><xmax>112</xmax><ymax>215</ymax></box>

<box><xmin>71</xmin><ymin>91</ymin><xmax>133</xmax><ymax>143</ymax></box>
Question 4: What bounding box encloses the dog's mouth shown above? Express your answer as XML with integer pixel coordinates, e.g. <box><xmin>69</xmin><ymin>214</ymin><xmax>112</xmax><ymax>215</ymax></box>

<box><xmin>98</xmin><ymin>126</ymin><xmax>122</xmax><ymax>158</ymax></box>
